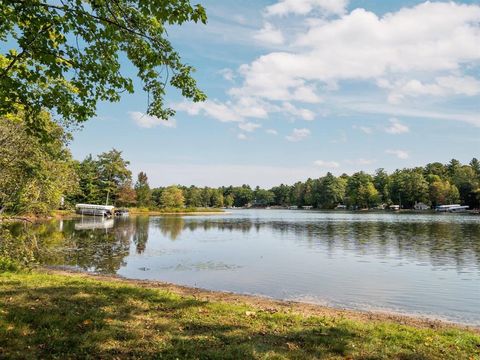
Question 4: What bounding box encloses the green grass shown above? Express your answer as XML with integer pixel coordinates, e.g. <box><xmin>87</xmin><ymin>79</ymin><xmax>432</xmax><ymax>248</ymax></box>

<box><xmin>0</xmin><ymin>271</ymin><xmax>479</xmax><ymax>359</ymax></box>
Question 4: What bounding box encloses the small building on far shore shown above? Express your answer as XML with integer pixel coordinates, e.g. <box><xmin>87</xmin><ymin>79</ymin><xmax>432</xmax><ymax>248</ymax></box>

<box><xmin>414</xmin><ymin>202</ymin><xmax>430</xmax><ymax>211</ymax></box>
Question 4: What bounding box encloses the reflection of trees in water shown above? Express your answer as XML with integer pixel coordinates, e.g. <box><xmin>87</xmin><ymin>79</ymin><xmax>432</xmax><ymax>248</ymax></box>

<box><xmin>24</xmin><ymin>216</ymin><xmax>480</xmax><ymax>274</ymax></box>
<box><xmin>172</xmin><ymin>219</ymin><xmax>480</xmax><ymax>270</ymax></box>
<box><xmin>133</xmin><ymin>216</ymin><xmax>149</xmax><ymax>253</ymax></box>
<box><xmin>31</xmin><ymin>218</ymin><xmax>136</xmax><ymax>274</ymax></box>
<box><xmin>157</xmin><ymin>217</ymin><xmax>184</xmax><ymax>240</ymax></box>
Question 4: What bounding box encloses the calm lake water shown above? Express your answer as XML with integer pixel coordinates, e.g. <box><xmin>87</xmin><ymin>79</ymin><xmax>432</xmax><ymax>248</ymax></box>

<box><xmin>22</xmin><ymin>210</ymin><xmax>480</xmax><ymax>325</ymax></box>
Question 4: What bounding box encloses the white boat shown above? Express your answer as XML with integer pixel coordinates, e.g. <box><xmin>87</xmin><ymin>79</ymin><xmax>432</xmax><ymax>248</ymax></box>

<box><xmin>75</xmin><ymin>204</ymin><xmax>114</xmax><ymax>217</ymax></box>
<box><xmin>74</xmin><ymin>218</ymin><xmax>114</xmax><ymax>230</ymax></box>
<box><xmin>435</xmin><ymin>204</ymin><xmax>469</xmax><ymax>213</ymax></box>
<box><xmin>115</xmin><ymin>209</ymin><xmax>130</xmax><ymax>217</ymax></box>
<box><xmin>448</xmin><ymin>205</ymin><xmax>469</xmax><ymax>213</ymax></box>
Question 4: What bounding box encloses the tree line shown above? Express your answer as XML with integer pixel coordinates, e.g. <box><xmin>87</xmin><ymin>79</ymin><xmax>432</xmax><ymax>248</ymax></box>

<box><xmin>61</xmin><ymin>149</ymin><xmax>480</xmax><ymax>209</ymax></box>
<box><xmin>70</xmin><ymin>150</ymin><xmax>480</xmax><ymax>211</ymax></box>
<box><xmin>2</xmin><ymin>114</ymin><xmax>479</xmax><ymax>215</ymax></box>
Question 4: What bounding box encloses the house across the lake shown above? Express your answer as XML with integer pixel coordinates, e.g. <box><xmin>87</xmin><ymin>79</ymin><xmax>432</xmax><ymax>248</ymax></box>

<box><xmin>414</xmin><ymin>202</ymin><xmax>430</xmax><ymax>211</ymax></box>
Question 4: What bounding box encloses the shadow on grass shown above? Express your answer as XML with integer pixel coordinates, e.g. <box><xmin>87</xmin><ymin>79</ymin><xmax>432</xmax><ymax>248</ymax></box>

<box><xmin>0</xmin><ymin>277</ymin><xmax>358</xmax><ymax>359</ymax></box>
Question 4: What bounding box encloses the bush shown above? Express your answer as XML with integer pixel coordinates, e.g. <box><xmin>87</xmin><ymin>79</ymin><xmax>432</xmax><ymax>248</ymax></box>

<box><xmin>0</xmin><ymin>225</ymin><xmax>37</xmax><ymax>271</ymax></box>
<box><xmin>0</xmin><ymin>256</ymin><xmax>20</xmax><ymax>272</ymax></box>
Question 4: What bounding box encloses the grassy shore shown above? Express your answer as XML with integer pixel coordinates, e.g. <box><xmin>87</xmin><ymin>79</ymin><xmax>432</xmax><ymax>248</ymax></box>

<box><xmin>0</xmin><ymin>270</ymin><xmax>479</xmax><ymax>359</ymax></box>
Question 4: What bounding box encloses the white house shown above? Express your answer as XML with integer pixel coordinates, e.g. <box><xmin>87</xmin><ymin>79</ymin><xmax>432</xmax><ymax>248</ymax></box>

<box><xmin>414</xmin><ymin>202</ymin><xmax>430</xmax><ymax>211</ymax></box>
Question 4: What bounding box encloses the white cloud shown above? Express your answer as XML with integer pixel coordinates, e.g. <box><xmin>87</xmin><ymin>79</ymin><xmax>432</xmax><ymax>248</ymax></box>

<box><xmin>232</xmin><ymin>2</ymin><xmax>480</xmax><ymax>126</ymax></box>
<box><xmin>178</xmin><ymin>2</ymin><xmax>480</xmax><ymax>129</ymax></box>
<box><xmin>386</xmin><ymin>149</ymin><xmax>409</xmax><ymax>159</ymax></box>
<box><xmin>238</xmin><ymin>122</ymin><xmax>261</xmax><ymax>132</ymax></box>
<box><xmin>237</xmin><ymin>133</ymin><xmax>248</xmax><ymax>140</ymax></box>
<box><xmin>254</xmin><ymin>22</ymin><xmax>285</xmax><ymax>45</ymax></box>
<box><xmin>353</xmin><ymin>125</ymin><xmax>373</xmax><ymax>134</ymax></box>
<box><xmin>313</xmin><ymin>160</ymin><xmax>340</xmax><ymax>168</ymax></box>
<box><xmin>295</xmin><ymin>3</ymin><xmax>480</xmax><ymax>77</ymax></box>
<box><xmin>175</xmin><ymin>100</ymin><xmax>242</xmax><ymax>122</ymax></box>
<box><xmin>129</xmin><ymin>111</ymin><xmax>176</xmax><ymax>128</ymax></box>
<box><xmin>219</xmin><ymin>68</ymin><xmax>235</xmax><ymax>82</ymax></box>
<box><xmin>356</xmin><ymin>158</ymin><xmax>375</xmax><ymax>165</ymax></box>
<box><xmin>265</xmin><ymin>0</ymin><xmax>348</xmax><ymax>17</ymax></box>
<box><xmin>286</xmin><ymin>128</ymin><xmax>311</xmax><ymax>142</ymax></box>
<box><xmin>233</xmin><ymin>96</ymin><xmax>270</xmax><ymax>119</ymax></box>
<box><xmin>266</xmin><ymin>129</ymin><xmax>278</xmax><ymax>135</ymax></box>
<box><xmin>436</xmin><ymin>76</ymin><xmax>480</xmax><ymax>96</ymax></box>
<box><xmin>379</xmin><ymin>76</ymin><xmax>480</xmax><ymax>104</ymax></box>
<box><xmin>344</xmin><ymin>101</ymin><xmax>480</xmax><ymax>127</ymax></box>
<box><xmin>384</xmin><ymin>118</ymin><xmax>409</xmax><ymax>134</ymax></box>
<box><xmin>281</xmin><ymin>102</ymin><xmax>316</xmax><ymax>121</ymax></box>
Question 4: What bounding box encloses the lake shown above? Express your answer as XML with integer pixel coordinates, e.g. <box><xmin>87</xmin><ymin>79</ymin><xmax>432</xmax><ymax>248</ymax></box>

<box><xmin>21</xmin><ymin>210</ymin><xmax>480</xmax><ymax>325</ymax></box>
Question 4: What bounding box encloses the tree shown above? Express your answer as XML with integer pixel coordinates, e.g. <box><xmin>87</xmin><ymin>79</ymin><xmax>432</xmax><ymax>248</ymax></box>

<box><xmin>160</xmin><ymin>185</ymin><xmax>184</xmax><ymax>208</ymax></box>
<box><xmin>346</xmin><ymin>172</ymin><xmax>379</xmax><ymax>209</ymax></box>
<box><xmin>389</xmin><ymin>169</ymin><xmax>429</xmax><ymax>208</ymax></box>
<box><xmin>316</xmin><ymin>173</ymin><xmax>346</xmax><ymax>209</ymax></box>
<box><xmin>200</xmin><ymin>187</ymin><xmax>213</xmax><ymax>207</ymax></box>
<box><xmin>270</xmin><ymin>184</ymin><xmax>291</xmax><ymax>206</ymax></box>
<box><xmin>224</xmin><ymin>194</ymin><xmax>234</xmax><ymax>208</ymax></box>
<box><xmin>0</xmin><ymin>0</ymin><xmax>207</xmax><ymax>136</ymax></box>
<box><xmin>289</xmin><ymin>182</ymin><xmax>304</xmax><ymax>206</ymax></box>
<box><xmin>150</xmin><ymin>187</ymin><xmax>164</xmax><ymax>208</ymax></box>
<box><xmin>373</xmin><ymin>168</ymin><xmax>391</xmax><ymax>204</ymax></box>
<box><xmin>116</xmin><ymin>180</ymin><xmax>137</xmax><ymax>207</ymax></box>
<box><xmin>74</xmin><ymin>155</ymin><xmax>102</xmax><ymax>204</ymax></box>
<box><xmin>134</xmin><ymin>171</ymin><xmax>151</xmax><ymax>207</ymax></box>
<box><xmin>470</xmin><ymin>158</ymin><xmax>480</xmax><ymax>177</ymax></box>
<box><xmin>211</xmin><ymin>189</ymin><xmax>224</xmax><ymax>208</ymax></box>
<box><xmin>424</xmin><ymin>162</ymin><xmax>447</xmax><ymax>178</ymax></box>
<box><xmin>254</xmin><ymin>187</ymin><xmax>274</xmax><ymax>206</ymax></box>
<box><xmin>446</xmin><ymin>159</ymin><xmax>462</xmax><ymax>179</ymax></box>
<box><xmin>0</xmin><ymin>112</ymin><xmax>77</xmax><ymax>215</ymax></box>
<box><xmin>185</xmin><ymin>186</ymin><xmax>202</xmax><ymax>207</ymax></box>
<box><xmin>231</xmin><ymin>185</ymin><xmax>254</xmax><ymax>207</ymax></box>
<box><xmin>429</xmin><ymin>178</ymin><xmax>459</xmax><ymax>207</ymax></box>
<box><xmin>97</xmin><ymin>149</ymin><xmax>132</xmax><ymax>205</ymax></box>
<box><xmin>450</xmin><ymin>165</ymin><xmax>479</xmax><ymax>208</ymax></box>
<box><xmin>302</xmin><ymin>178</ymin><xmax>315</xmax><ymax>206</ymax></box>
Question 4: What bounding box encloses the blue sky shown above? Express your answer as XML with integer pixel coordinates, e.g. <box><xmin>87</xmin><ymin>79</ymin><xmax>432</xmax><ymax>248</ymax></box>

<box><xmin>69</xmin><ymin>0</ymin><xmax>480</xmax><ymax>187</ymax></box>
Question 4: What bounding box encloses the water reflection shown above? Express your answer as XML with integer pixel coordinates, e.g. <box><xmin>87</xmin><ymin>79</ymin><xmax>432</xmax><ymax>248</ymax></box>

<box><xmin>28</xmin><ymin>213</ymin><xmax>480</xmax><ymax>275</ymax></box>
<box><xmin>11</xmin><ymin>211</ymin><xmax>480</xmax><ymax>324</ymax></box>
<box><xmin>132</xmin><ymin>216</ymin><xmax>149</xmax><ymax>254</ymax></box>
<box><xmin>74</xmin><ymin>218</ymin><xmax>114</xmax><ymax>230</ymax></box>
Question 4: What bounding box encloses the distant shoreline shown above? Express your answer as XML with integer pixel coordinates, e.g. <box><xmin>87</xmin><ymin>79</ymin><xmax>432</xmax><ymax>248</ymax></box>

<box><xmin>3</xmin><ymin>207</ymin><xmax>478</xmax><ymax>224</ymax></box>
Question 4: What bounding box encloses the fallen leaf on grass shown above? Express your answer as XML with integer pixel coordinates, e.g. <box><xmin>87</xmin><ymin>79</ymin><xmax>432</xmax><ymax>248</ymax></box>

<box><xmin>286</xmin><ymin>342</ymin><xmax>299</xmax><ymax>350</ymax></box>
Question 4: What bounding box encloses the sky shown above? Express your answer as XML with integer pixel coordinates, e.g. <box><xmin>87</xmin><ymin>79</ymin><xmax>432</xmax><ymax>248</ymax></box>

<box><xmin>69</xmin><ymin>0</ymin><xmax>480</xmax><ymax>188</ymax></box>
